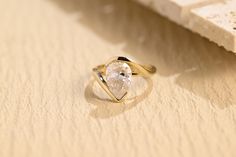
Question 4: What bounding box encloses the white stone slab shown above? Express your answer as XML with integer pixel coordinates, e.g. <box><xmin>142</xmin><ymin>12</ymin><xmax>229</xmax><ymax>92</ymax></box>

<box><xmin>190</xmin><ymin>0</ymin><xmax>236</xmax><ymax>52</ymax></box>
<box><xmin>135</xmin><ymin>0</ymin><xmax>236</xmax><ymax>52</ymax></box>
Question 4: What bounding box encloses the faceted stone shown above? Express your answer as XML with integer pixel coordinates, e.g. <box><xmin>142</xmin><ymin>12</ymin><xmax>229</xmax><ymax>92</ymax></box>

<box><xmin>106</xmin><ymin>61</ymin><xmax>132</xmax><ymax>100</ymax></box>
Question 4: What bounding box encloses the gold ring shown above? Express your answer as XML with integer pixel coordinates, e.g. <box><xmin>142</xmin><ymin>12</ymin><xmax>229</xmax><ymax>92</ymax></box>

<box><xmin>92</xmin><ymin>56</ymin><xmax>156</xmax><ymax>103</ymax></box>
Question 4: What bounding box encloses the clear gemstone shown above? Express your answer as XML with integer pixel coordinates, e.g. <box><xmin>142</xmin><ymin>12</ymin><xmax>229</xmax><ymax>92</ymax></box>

<box><xmin>106</xmin><ymin>61</ymin><xmax>132</xmax><ymax>100</ymax></box>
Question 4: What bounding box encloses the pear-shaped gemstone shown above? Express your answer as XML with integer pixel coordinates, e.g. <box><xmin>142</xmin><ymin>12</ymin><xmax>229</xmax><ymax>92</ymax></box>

<box><xmin>106</xmin><ymin>61</ymin><xmax>132</xmax><ymax>100</ymax></box>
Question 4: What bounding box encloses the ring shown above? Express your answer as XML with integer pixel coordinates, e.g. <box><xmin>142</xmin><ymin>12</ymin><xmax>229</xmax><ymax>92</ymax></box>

<box><xmin>92</xmin><ymin>56</ymin><xmax>156</xmax><ymax>103</ymax></box>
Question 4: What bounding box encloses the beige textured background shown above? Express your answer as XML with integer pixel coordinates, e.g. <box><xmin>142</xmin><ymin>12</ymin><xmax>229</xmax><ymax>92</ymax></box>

<box><xmin>0</xmin><ymin>0</ymin><xmax>236</xmax><ymax>157</ymax></box>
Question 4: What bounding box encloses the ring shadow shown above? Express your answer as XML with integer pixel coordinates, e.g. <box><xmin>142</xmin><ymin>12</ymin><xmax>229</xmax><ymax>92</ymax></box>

<box><xmin>84</xmin><ymin>78</ymin><xmax>153</xmax><ymax>118</ymax></box>
<box><xmin>48</xmin><ymin>0</ymin><xmax>236</xmax><ymax>109</ymax></box>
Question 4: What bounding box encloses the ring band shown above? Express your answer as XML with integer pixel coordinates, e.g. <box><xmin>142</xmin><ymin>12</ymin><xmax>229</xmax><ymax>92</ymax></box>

<box><xmin>92</xmin><ymin>56</ymin><xmax>156</xmax><ymax>102</ymax></box>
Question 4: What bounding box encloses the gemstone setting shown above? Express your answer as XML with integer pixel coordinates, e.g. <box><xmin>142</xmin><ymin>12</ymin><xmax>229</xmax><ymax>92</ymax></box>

<box><xmin>106</xmin><ymin>61</ymin><xmax>132</xmax><ymax>100</ymax></box>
